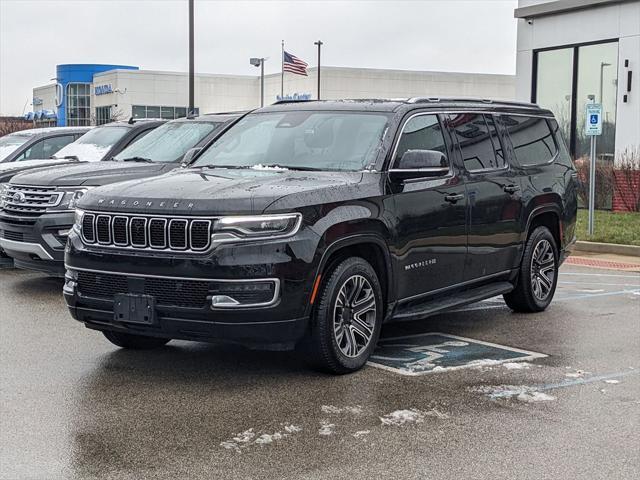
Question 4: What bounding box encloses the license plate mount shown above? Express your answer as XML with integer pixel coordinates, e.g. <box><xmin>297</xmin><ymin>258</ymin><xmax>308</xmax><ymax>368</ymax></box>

<box><xmin>114</xmin><ymin>293</ymin><xmax>156</xmax><ymax>325</ymax></box>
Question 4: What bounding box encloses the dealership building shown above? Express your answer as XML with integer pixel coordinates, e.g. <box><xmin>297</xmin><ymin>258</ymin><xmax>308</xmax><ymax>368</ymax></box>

<box><xmin>515</xmin><ymin>0</ymin><xmax>639</xmax><ymax>160</ymax></box>
<box><xmin>29</xmin><ymin>64</ymin><xmax>516</xmax><ymax>127</ymax></box>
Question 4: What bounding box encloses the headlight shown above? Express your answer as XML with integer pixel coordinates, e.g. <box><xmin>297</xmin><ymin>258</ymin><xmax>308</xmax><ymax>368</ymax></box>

<box><xmin>51</xmin><ymin>187</ymin><xmax>93</xmax><ymax>211</ymax></box>
<box><xmin>0</xmin><ymin>183</ymin><xmax>8</xmax><ymax>210</ymax></box>
<box><xmin>72</xmin><ymin>208</ymin><xmax>84</xmax><ymax>234</ymax></box>
<box><xmin>211</xmin><ymin>213</ymin><xmax>302</xmax><ymax>243</ymax></box>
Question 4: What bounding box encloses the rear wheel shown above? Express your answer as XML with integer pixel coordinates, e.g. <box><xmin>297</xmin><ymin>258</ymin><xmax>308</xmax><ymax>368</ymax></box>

<box><xmin>103</xmin><ymin>331</ymin><xmax>170</xmax><ymax>349</ymax></box>
<box><xmin>306</xmin><ymin>257</ymin><xmax>383</xmax><ymax>374</ymax></box>
<box><xmin>504</xmin><ymin>226</ymin><xmax>558</xmax><ymax>312</ymax></box>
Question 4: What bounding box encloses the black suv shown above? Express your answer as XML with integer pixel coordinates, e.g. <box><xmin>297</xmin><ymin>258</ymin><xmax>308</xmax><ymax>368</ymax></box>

<box><xmin>64</xmin><ymin>99</ymin><xmax>577</xmax><ymax>374</ymax></box>
<box><xmin>0</xmin><ymin>126</ymin><xmax>89</xmax><ymax>163</ymax></box>
<box><xmin>0</xmin><ymin>114</ymin><xmax>239</xmax><ymax>275</ymax></box>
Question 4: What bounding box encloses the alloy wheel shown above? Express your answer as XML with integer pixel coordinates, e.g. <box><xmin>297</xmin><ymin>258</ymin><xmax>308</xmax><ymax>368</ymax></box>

<box><xmin>332</xmin><ymin>274</ymin><xmax>377</xmax><ymax>358</ymax></box>
<box><xmin>530</xmin><ymin>239</ymin><xmax>555</xmax><ymax>301</ymax></box>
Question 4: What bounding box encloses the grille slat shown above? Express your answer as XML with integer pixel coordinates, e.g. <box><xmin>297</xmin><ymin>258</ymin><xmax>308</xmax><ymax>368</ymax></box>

<box><xmin>79</xmin><ymin>211</ymin><xmax>214</xmax><ymax>253</ymax></box>
<box><xmin>2</xmin><ymin>185</ymin><xmax>64</xmax><ymax>216</ymax></box>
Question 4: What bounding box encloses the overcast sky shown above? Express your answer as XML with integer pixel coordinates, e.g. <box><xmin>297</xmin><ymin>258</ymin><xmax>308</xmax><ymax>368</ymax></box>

<box><xmin>0</xmin><ymin>0</ymin><xmax>518</xmax><ymax>116</ymax></box>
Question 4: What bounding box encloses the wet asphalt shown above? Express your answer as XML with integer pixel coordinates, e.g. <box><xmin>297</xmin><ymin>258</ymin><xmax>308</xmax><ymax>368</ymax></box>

<box><xmin>0</xmin><ymin>264</ymin><xmax>639</xmax><ymax>480</ymax></box>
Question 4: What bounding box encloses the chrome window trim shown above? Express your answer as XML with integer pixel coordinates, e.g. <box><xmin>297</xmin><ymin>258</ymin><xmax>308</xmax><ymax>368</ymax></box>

<box><xmin>148</xmin><ymin>218</ymin><xmax>167</xmax><ymax>249</ymax></box>
<box><xmin>111</xmin><ymin>216</ymin><xmax>129</xmax><ymax>247</ymax></box>
<box><xmin>129</xmin><ymin>217</ymin><xmax>148</xmax><ymax>248</ymax></box>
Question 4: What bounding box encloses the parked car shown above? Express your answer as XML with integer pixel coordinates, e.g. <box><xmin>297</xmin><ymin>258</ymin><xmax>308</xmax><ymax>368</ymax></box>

<box><xmin>63</xmin><ymin>98</ymin><xmax>577</xmax><ymax>373</ymax></box>
<box><xmin>0</xmin><ymin>113</ymin><xmax>241</xmax><ymax>275</ymax></box>
<box><xmin>0</xmin><ymin>127</ymin><xmax>89</xmax><ymax>163</ymax></box>
<box><xmin>0</xmin><ymin>120</ymin><xmax>165</xmax><ymax>267</ymax></box>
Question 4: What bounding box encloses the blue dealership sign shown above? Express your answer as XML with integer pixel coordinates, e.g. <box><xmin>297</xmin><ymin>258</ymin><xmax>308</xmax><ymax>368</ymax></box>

<box><xmin>94</xmin><ymin>84</ymin><xmax>114</xmax><ymax>96</ymax></box>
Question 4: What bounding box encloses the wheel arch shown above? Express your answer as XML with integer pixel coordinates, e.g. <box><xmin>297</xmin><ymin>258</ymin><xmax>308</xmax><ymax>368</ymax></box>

<box><xmin>524</xmin><ymin>205</ymin><xmax>562</xmax><ymax>252</ymax></box>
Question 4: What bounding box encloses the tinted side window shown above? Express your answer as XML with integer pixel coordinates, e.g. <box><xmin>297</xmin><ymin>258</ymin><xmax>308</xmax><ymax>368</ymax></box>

<box><xmin>42</xmin><ymin>135</ymin><xmax>75</xmax><ymax>158</ymax></box>
<box><xmin>16</xmin><ymin>139</ymin><xmax>45</xmax><ymax>161</ymax></box>
<box><xmin>499</xmin><ymin>115</ymin><xmax>557</xmax><ymax>166</ymax></box>
<box><xmin>394</xmin><ymin>114</ymin><xmax>446</xmax><ymax>166</ymax></box>
<box><xmin>449</xmin><ymin>113</ymin><xmax>505</xmax><ymax>172</ymax></box>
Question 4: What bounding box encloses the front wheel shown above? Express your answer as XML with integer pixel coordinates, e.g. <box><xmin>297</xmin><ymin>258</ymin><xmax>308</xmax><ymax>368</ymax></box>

<box><xmin>103</xmin><ymin>331</ymin><xmax>171</xmax><ymax>349</ymax></box>
<box><xmin>504</xmin><ymin>226</ymin><xmax>559</xmax><ymax>312</ymax></box>
<box><xmin>306</xmin><ymin>257</ymin><xmax>383</xmax><ymax>374</ymax></box>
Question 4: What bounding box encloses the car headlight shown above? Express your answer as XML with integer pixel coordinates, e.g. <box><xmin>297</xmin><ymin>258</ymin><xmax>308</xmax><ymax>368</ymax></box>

<box><xmin>211</xmin><ymin>213</ymin><xmax>302</xmax><ymax>244</ymax></box>
<box><xmin>72</xmin><ymin>208</ymin><xmax>84</xmax><ymax>234</ymax></box>
<box><xmin>0</xmin><ymin>183</ymin><xmax>8</xmax><ymax>210</ymax></box>
<box><xmin>51</xmin><ymin>187</ymin><xmax>93</xmax><ymax>211</ymax></box>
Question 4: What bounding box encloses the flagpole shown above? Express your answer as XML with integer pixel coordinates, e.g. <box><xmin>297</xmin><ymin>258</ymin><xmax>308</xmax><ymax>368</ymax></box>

<box><xmin>314</xmin><ymin>40</ymin><xmax>323</xmax><ymax>100</ymax></box>
<box><xmin>281</xmin><ymin>40</ymin><xmax>284</xmax><ymax>98</ymax></box>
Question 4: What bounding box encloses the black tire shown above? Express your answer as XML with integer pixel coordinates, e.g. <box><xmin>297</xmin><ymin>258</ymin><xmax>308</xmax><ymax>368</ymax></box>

<box><xmin>102</xmin><ymin>331</ymin><xmax>170</xmax><ymax>350</ymax></box>
<box><xmin>504</xmin><ymin>226</ymin><xmax>559</xmax><ymax>312</ymax></box>
<box><xmin>305</xmin><ymin>257</ymin><xmax>383</xmax><ymax>374</ymax></box>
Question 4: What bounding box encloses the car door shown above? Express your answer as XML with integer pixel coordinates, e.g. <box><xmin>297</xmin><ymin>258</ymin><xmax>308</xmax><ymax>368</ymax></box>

<box><xmin>447</xmin><ymin>113</ymin><xmax>524</xmax><ymax>281</ymax></box>
<box><xmin>388</xmin><ymin>112</ymin><xmax>468</xmax><ymax>300</ymax></box>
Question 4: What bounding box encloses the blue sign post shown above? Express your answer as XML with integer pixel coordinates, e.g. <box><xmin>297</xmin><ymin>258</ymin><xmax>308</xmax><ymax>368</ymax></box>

<box><xmin>585</xmin><ymin>102</ymin><xmax>602</xmax><ymax>236</ymax></box>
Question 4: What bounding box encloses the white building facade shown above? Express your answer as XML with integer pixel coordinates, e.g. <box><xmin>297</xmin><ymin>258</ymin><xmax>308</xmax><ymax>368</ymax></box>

<box><xmin>515</xmin><ymin>0</ymin><xmax>640</xmax><ymax>160</ymax></box>
<box><xmin>31</xmin><ymin>64</ymin><xmax>515</xmax><ymax>127</ymax></box>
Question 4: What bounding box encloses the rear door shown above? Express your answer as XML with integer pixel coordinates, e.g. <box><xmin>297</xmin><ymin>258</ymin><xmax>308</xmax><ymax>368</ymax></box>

<box><xmin>389</xmin><ymin>112</ymin><xmax>468</xmax><ymax>300</ymax></box>
<box><xmin>447</xmin><ymin>112</ymin><xmax>524</xmax><ymax>281</ymax></box>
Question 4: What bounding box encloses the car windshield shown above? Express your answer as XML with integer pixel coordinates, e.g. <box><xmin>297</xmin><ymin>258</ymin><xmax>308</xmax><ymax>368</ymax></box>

<box><xmin>113</xmin><ymin>121</ymin><xmax>220</xmax><ymax>163</ymax></box>
<box><xmin>192</xmin><ymin>111</ymin><xmax>390</xmax><ymax>171</ymax></box>
<box><xmin>0</xmin><ymin>134</ymin><xmax>31</xmax><ymax>162</ymax></box>
<box><xmin>54</xmin><ymin>126</ymin><xmax>129</xmax><ymax>161</ymax></box>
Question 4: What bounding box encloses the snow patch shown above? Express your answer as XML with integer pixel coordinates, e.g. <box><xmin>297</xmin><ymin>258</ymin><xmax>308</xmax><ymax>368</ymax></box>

<box><xmin>604</xmin><ymin>379</ymin><xmax>620</xmax><ymax>384</ymax></box>
<box><xmin>318</xmin><ymin>421</ymin><xmax>336</xmax><ymax>436</ymax></box>
<box><xmin>284</xmin><ymin>424</ymin><xmax>302</xmax><ymax>433</ymax></box>
<box><xmin>502</xmin><ymin>362</ymin><xmax>532</xmax><ymax>370</ymax></box>
<box><xmin>380</xmin><ymin>408</ymin><xmax>448</xmax><ymax>426</ymax></box>
<box><xmin>353</xmin><ymin>430</ymin><xmax>370</xmax><ymax>439</ymax></box>
<box><xmin>221</xmin><ymin>425</ymin><xmax>301</xmax><ymax>452</ymax></box>
<box><xmin>251</xmin><ymin>164</ymin><xmax>288</xmax><ymax>171</ymax></box>
<box><xmin>565</xmin><ymin>369</ymin><xmax>590</xmax><ymax>378</ymax></box>
<box><xmin>255</xmin><ymin>432</ymin><xmax>284</xmax><ymax>445</ymax></box>
<box><xmin>471</xmin><ymin>385</ymin><xmax>556</xmax><ymax>402</ymax></box>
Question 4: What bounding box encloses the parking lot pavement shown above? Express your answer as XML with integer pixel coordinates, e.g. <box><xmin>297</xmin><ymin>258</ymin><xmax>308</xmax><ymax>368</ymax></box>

<box><xmin>1</xmin><ymin>264</ymin><xmax>638</xmax><ymax>480</ymax></box>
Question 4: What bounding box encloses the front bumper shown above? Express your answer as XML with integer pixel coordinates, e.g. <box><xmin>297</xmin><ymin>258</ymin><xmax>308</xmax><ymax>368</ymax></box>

<box><xmin>64</xmin><ymin>227</ymin><xmax>322</xmax><ymax>349</ymax></box>
<box><xmin>0</xmin><ymin>211</ymin><xmax>73</xmax><ymax>276</ymax></box>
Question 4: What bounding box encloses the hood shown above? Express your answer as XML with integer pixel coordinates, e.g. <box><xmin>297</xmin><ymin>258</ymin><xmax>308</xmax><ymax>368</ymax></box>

<box><xmin>0</xmin><ymin>159</ymin><xmax>76</xmax><ymax>183</ymax></box>
<box><xmin>9</xmin><ymin>161</ymin><xmax>176</xmax><ymax>187</ymax></box>
<box><xmin>79</xmin><ymin>168</ymin><xmax>381</xmax><ymax>215</ymax></box>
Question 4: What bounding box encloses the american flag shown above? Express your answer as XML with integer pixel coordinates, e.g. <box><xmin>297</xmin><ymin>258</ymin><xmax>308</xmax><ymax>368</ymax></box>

<box><xmin>283</xmin><ymin>51</ymin><xmax>308</xmax><ymax>76</ymax></box>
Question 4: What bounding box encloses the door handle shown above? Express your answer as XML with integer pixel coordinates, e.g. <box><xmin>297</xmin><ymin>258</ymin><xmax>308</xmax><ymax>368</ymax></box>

<box><xmin>503</xmin><ymin>184</ymin><xmax>520</xmax><ymax>194</ymax></box>
<box><xmin>444</xmin><ymin>193</ymin><xmax>464</xmax><ymax>204</ymax></box>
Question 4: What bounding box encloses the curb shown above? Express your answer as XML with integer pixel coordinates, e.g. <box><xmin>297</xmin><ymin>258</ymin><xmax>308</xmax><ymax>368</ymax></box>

<box><xmin>574</xmin><ymin>241</ymin><xmax>640</xmax><ymax>257</ymax></box>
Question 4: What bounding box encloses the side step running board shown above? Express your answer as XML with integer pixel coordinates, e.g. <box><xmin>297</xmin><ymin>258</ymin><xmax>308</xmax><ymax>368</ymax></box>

<box><xmin>392</xmin><ymin>281</ymin><xmax>514</xmax><ymax>322</ymax></box>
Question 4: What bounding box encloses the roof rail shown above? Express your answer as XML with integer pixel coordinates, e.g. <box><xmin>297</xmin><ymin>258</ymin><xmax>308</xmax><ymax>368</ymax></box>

<box><xmin>406</xmin><ymin>97</ymin><xmax>539</xmax><ymax>108</ymax></box>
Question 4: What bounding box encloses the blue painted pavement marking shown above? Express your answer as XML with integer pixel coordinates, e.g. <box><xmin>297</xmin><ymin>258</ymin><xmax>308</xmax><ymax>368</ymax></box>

<box><xmin>368</xmin><ymin>333</ymin><xmax>547</xmax><ymax>376</ymax></box>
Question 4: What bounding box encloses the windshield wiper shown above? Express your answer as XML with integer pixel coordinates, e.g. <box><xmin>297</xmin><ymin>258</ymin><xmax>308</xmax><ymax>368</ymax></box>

<box><xmin>258</xmin><ymin>164</ymin><xmax>322</xmax><ymax>171</ymax></box>
<box><xmin>52</xmin><ymin>155</ymin><xmax>80</xmax><ymax>162</ymax></box>
<box><xmin>120</xmin><ymin>156</ymin><xmax>154</xmax><ymax>163</ymax></box>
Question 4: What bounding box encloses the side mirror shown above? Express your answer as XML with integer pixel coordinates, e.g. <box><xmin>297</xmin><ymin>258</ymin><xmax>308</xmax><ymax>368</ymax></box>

<box><xmin>181</xmin><ymin>147</ymin><xmax>203</xmax><ymax>167</ymax></box>
<box><xmin>389</xmin><ymin>149</ymin><xmax>449</xmax><ymax>182</ymax></box>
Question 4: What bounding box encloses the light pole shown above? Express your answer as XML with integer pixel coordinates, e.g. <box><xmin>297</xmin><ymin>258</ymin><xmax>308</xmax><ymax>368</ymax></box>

<box><xmin>188</xmin><ymin>0</ymin><xmax>195</xmax><ymax>116</ymax></box>
<box><xmin>314</xmin><ymin>40</ymin><xmax>323</xmax><ymax>100</ymax></box>
<box><xmin>250</xmin><ymin>57</ymin><xmax>266</xmax><ymax>107</ymax></box>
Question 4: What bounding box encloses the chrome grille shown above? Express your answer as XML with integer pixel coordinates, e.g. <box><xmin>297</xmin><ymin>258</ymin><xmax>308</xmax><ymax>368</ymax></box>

<box><xmin>1</xmin><ymin>185</ymin><xmax>63</xmax><ymax>216</ymax></box>
<box><xmin>80</xmin><ymin>212</ymin><xmax>213</xmax><ymax>253</ymax></box>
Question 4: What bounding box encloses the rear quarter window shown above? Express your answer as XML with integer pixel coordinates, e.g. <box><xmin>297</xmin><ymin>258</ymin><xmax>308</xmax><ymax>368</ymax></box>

<box><xmin>499</xmin><ymin>115</ymin><xmax>557</xmax><ymax>167</ymax></box>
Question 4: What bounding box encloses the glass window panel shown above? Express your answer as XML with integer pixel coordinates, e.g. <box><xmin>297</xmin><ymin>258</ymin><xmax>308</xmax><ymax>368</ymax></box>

<box><xmin>500</xmin><ymin>115</ymin><xmax>557</xmax><ymax>166</ymax></box>
<box><xmin>132</xmin><ymin>105</ymin><xmax>146</xmax><ymax>119</ymax></box>
<box><xmin>394</xmin><ymin>114</ymin><xmax>446</xmax><ymax>166</ymax></box>
<box><xmin>575</xmin><ymin>42</ymin><xmax>618</xmax><ymax>161</ymax></box>
<box><xmin>535</xmin><ymin>48</ymin><xmax>573</xmax><ymax>145</ymax></box>
<box><xmin>161</xmin><ymin>107</ymin><xmax>175</xmax><ymax>119</ymax></box>
<box><xmin>175</xmin><ymin>107</ymin><xmax>187</xmax><ymax>118</ymax></box>
<box><xmin>450</xmin><ymin>113</ymin><xmax>501</xmax><ymax>171</ymax></box>
<box><xmin>146</xmin><ymin>106</ymin><xmax>160</xmax><ymax>119</ymax></box>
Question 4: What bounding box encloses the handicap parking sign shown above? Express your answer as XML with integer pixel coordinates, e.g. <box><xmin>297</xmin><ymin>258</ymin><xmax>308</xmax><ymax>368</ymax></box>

<box><xmin>585</xmin><ymin>104</ymin><xmax>602</xmax><ymax>136</ymax></box>
<box><xmin>368</xmin><ymin>333</ymin><xmax>547</xmax><ymax>376</ymax></box>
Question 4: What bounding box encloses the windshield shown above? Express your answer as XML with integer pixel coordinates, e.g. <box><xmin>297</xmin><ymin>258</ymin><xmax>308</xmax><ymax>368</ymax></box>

<box><xmin>0</xmin><ymin>134</ymin><xmax>30</xmax><ymax>162</ymax></box>
<box><xmin>192</xmin><ymin>111</ymin><xmax>389</xmax><ymax>171</ymax></box>
<box><xmin>114</xmin><ymin>121</ymin><xmax>220</xmax><ymax>163</ymax></box>
<box><xmin>54</xmin><ymin>126</ymin><xmax>129</xmax><ymax>161</ymax></box>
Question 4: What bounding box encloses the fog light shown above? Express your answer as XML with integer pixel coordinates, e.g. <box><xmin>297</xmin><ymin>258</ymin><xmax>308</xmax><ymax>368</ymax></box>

<box><xmin>209</xmin><ymin>280</ymin><xmax>279</xmax><ymax>308</ymax></box>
